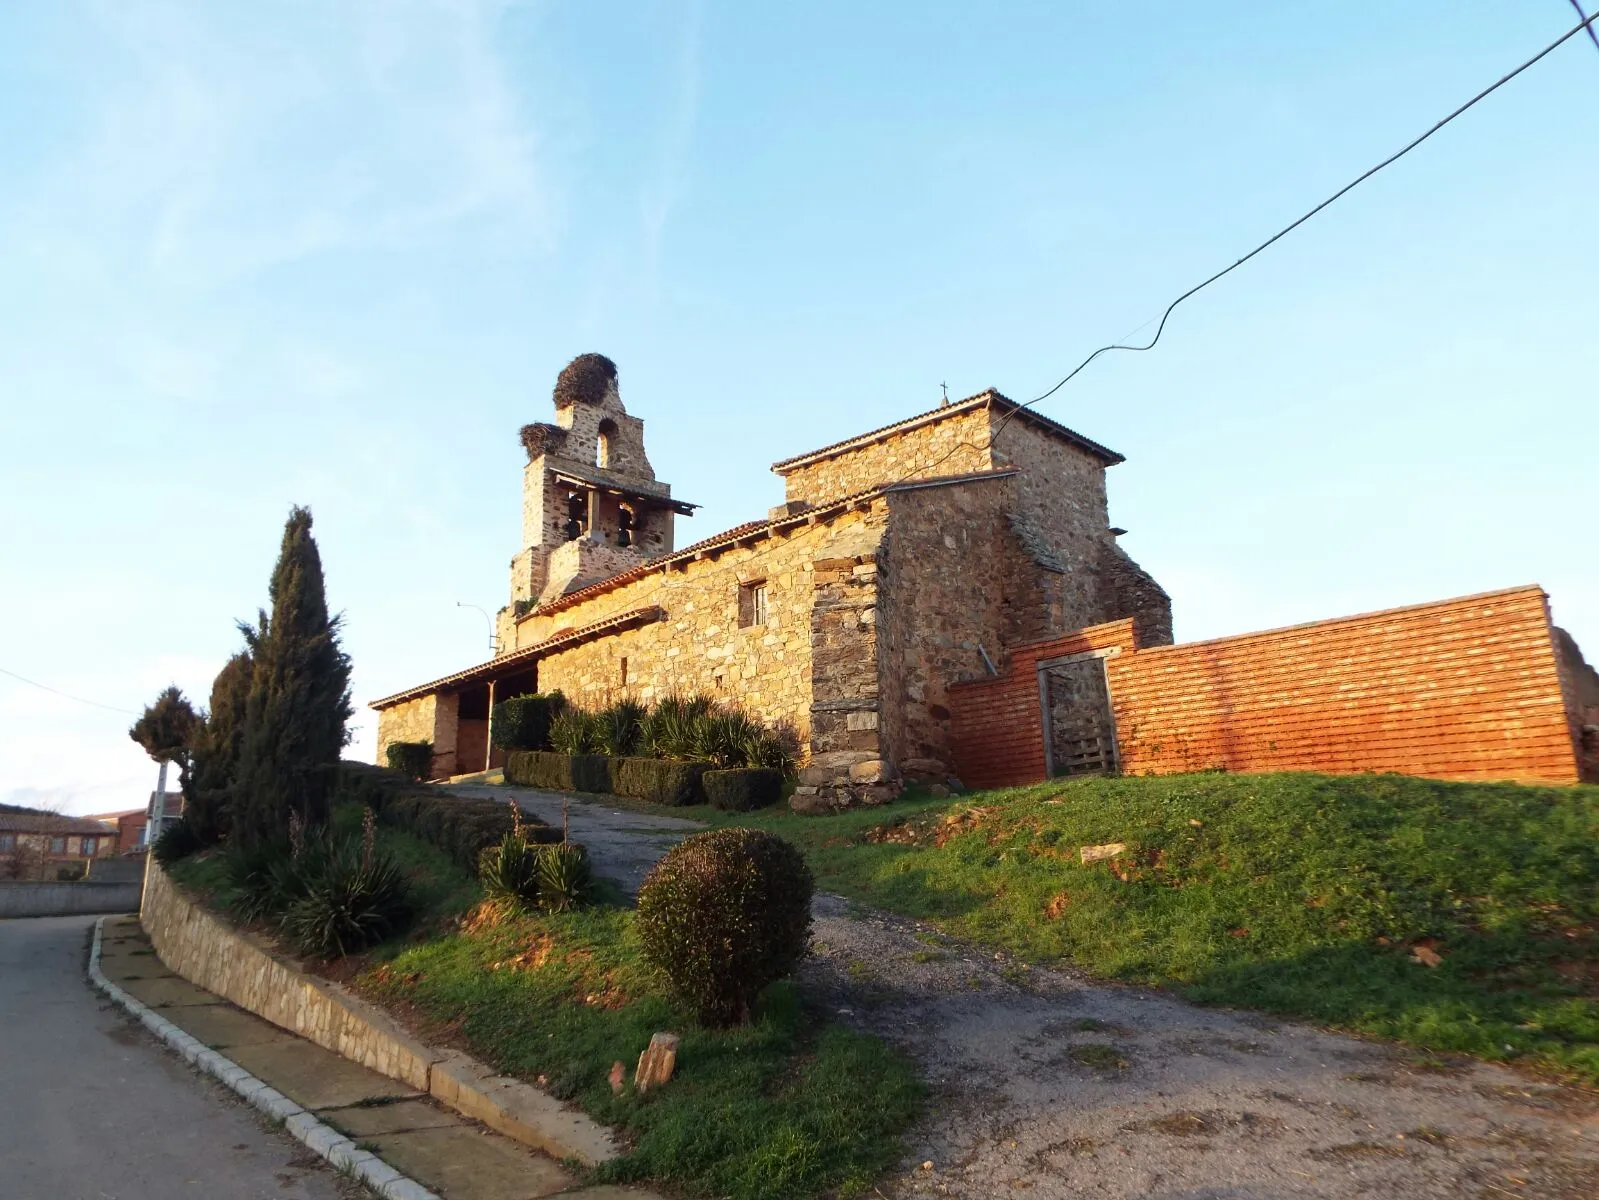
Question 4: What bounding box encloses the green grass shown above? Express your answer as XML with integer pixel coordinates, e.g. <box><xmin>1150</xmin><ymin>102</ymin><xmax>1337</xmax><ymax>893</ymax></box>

<box><xmin>361</xmin><ymin>904</ymin><xmax>922</xmax><ymax>1200</ymax></box>
<box><xmin>169</xmin><ymin>802</ymin><xmax>483</xmax><ymax>936</ymax></box>
<box><xmin>658</xmin><ymin>771</ymin><xmax>1599</xmax><ymax>1083</ymax></box>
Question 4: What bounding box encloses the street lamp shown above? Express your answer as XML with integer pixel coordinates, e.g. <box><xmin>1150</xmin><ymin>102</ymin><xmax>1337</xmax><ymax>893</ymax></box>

<box><xmin>456</xmin><ymin>602</ymin><xmax>499</xmax><ymax>657</ymax></box>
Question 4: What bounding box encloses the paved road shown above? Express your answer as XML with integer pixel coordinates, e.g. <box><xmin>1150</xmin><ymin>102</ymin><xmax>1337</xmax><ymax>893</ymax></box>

<box><xmin>0</xmin><ymin>915</ymin><xmax>355</xmax><ymax>1200</ymax></box>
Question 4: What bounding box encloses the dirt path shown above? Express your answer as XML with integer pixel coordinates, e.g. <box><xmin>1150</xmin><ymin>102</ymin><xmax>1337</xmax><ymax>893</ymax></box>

<box><xmin>456</xmin><ymin>786</ymin><xmax>1599</xmax><ymax>1198</ymax></box>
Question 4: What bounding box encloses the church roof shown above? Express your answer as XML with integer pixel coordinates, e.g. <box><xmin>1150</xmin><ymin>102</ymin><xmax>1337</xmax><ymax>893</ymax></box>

<box><xmin>770</xmin><ymin>388</ymin><xmax>1124</xmax><ymax>473</ymax></box>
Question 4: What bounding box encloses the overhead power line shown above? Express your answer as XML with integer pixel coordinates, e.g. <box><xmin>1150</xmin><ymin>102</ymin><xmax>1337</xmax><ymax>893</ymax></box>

<box><xmin>1567</xmin><ymin>1</ymin><xmax>1599</xmax><ymax>58</ymax></box>
<box><xmin>912</xmin><ymin>8</ymin><xmax>1599</xmax><ymax>481</ymax></box>
<box><xmin>0</xmin><ymin>666</ymin><xmax>140</xmax><ymax>717</ymax></box>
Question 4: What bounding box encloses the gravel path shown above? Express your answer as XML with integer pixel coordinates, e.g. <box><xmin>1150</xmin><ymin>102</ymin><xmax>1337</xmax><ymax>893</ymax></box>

<box><xmin>456</xmin><ymin>785</ymin><xmax>1599</xmax><ymax>1198</ymax></box>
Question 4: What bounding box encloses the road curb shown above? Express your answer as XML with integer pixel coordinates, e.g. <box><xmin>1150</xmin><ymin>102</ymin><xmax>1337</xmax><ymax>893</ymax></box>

<box><xmin>88</xmin><ymin>917</ymin><xmax>440</xmax><ymax>1200</ymax></box>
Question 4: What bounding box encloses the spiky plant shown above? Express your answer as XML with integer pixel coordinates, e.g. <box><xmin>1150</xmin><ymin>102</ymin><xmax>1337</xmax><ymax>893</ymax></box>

<box><xmin>548</xmin><ymin>707</ymin><xmax>598</xmax><ymax>755</ymax></box>
<box><xmin>594</xmin><ymin>700</ymin><xmax>645</xmax><ymax>758</ymax></box>
<box><xmin>537</xmin><ymin>843</ymin><xmax>593</xmax><ymax>913</ymax></box>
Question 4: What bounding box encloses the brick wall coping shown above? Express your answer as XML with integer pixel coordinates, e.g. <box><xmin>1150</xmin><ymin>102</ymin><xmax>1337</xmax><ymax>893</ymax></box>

<box><xmin>140</xmin><ymin>861</ymin><xmax>619</xmax><ymax>1166</ymax></box>
<box><xmin>1121</xmin><ymin>584</ymin><xmax>1549</xmax><ymax>659</ymax></box>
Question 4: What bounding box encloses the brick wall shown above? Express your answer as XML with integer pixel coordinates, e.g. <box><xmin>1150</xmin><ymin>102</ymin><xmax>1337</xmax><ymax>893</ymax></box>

<box><xmin>948</xmin><ymin>621</ymin><xmax>1135</xmax><ymax>788</ymax></box>
<box><xmin>948</xmin><ymin>588</ymin><xmax>1585</xmax><ymax>789</ymax></box>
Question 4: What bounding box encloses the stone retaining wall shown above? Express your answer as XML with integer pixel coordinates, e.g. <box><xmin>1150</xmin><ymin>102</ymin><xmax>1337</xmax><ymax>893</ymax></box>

<box><xmin>138</xmin><ymin>862</ymin><xmax>618</xmax><ymax>1165</ymax></box>
<box><xmin>140</xmin><ymin>863</ymin><xmax>441</xmax><ymax>1089</ymax></box>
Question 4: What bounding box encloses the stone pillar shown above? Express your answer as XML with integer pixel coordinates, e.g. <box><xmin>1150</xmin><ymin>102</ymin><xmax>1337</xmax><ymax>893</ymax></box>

<box><xmin>586</xmin><ymin>488</ymin><xmax>603</xmax><ymax>542</ymax></box>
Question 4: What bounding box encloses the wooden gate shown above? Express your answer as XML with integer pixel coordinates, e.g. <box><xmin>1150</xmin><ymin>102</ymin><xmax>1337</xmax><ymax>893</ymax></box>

<box><xmin>1037</xmin><ymin>651</ymin><xmax>1119</xmax><ymax>777</ymax></box>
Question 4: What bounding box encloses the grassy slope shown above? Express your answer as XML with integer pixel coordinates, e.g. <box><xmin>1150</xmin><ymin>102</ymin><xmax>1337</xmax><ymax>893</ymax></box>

<box><xmin>173</xmin><ymin>805</ymin><xmax>923</xmax><ymax>1200</ymax></box>
<box><xmin>675</xmin><ymin>772</ymin><xmax>1599</xmax><ymax>1082</ymax></box>
<box><xmin>364</xmin><ymin>908</ymin><xmax>921</xmax><ymax>1200</ymax></box>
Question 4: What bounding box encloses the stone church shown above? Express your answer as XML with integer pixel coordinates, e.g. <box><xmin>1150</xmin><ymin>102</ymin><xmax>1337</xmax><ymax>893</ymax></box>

<box><xmin>373</xmin><ymin>354</ymin><xmax>1171</xmax><ymax>791</ymax></box>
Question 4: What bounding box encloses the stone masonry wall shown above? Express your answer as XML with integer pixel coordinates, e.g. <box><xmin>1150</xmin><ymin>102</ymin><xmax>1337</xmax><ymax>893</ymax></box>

<box><xmin>778</xmin><ymin>405</ymin><xmax>992</xmax><ymax>505</ymax></box>
<box><xmin>1100</xmin><ymin>539</ymin><xmax>1174</xmax><ymax>648</ymax></box>
<box><xmin>141</xmin><ymin>862</ymin><xmax>441</xmax><ymax>1091</ymax></box>
<box><xmin>986</xmin><ymin>410</ymin><xmax>1117</xmax><ymax>631</ymax></box>
<box><xmin>877</xmin><ymin>474</ymin><xmax>1051</xmax><ymax>771</ymax></box>
<box><xmin>375</xmin><ymin>694</ymin><xmax>435</xmax><ymax>775</ymax></box>
<box><xmin>520</xmin><ymin>504</ymin><xmax>889</xmax><ymax>749</ymax></box>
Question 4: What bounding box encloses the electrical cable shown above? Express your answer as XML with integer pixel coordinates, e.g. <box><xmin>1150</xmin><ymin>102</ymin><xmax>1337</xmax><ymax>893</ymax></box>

<box><xmin>895</xmin><ymin>8</ymin><xmax>1599</xmax><ymax>485</ymax></box>
<box><xmin>0</xmin><ymin>666</ymin><xmax>140</xmax><ymax>717</ymax></box>
<box><xmin>1567</xmin><ymin>1</ymin><xmax>1599</xmax><ymax>57</ymax></box>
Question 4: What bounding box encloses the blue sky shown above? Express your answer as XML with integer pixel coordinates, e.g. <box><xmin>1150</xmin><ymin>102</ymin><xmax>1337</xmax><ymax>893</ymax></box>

<box><xmin>2</xmin><ymin>1</ymin><xmax>1595</xmax><ymax>815</ymax></box>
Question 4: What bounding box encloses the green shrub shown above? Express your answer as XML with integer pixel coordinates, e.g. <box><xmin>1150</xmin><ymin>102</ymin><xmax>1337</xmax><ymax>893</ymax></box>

<box><xmin>635</xmin><ymin>828</ymin><xmax>814</xmax><ymax>1027</ymax></box>
<box><xmin>549</xmin><ymin>708</ymin><xmax>598</xmax><ymax>755</ymax></box>
<box><xmin>703</xmin><ymin>768</ymin><xmax>784</xmax><ymax>812</ymax></box>
<box><xmin>478</xmin><ymin>831</ymin><xmax>545</xmax><ymax>909</ymax></box>
<box><xmin>690</xmin><ymin>710</ymin><xmax>760</xmax><ymax>767</ymax></box>
<box><xmin>570</xmin><ymin>753</ymin><xmax>611</xmax><ymax>793</ymax></box>
<box><xmin>594</xmin><ymin>700</ymin><xmax>645</xmax><ymax>758</ymax></box>
<box><xmin>151</xmin><ymin>817</ymin><xmax>204</xmax><ymax>864</ymax></box>
<box><xmin>536</xmin><ymin>842</ymin><xmax>593</xmax><ymax>912</ymax></box>
<box><xmin>280</xmin><ymin>850</ymin><xmax>411</xmax><ymax>958</ymax></box>
<box><xmin>385</xmin><ymin>740</ymin><xmax>434</xmax><ymax>781</ymax></box>
<box><xmin>505</xmin><ymin>750</ymin><xmax>572</xmax><ymax>791</ymax></box>
<box><xmin>611</xmin><ymin>756</ymin><xmax>707</xmax><ymax>806</ymax></box>
<box><xmin>491</xmin><ymin>694</ymin><xmax>566</xmax><ymax>752</ymax></box>
<box><xmin>640</xmin><ymin>694</ymin><xmax>713</xmax><ymax>760</ymax></box>
<box><xmin>223</xmin><ymin>837</ymin><xmax>307</xmax><ymax>921</ymax></box>
<box><xmin>335</xmin><ymin>767</ymin><xmax>554</xmax><ymax>870</ymax></box>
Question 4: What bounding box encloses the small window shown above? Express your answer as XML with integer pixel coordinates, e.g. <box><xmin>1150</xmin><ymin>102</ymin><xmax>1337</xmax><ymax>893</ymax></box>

<box><xmin>597</xmin><ymin>418</ymin><xmax>617</xmax><ymax>468</ymax></box>
<box><xmin>49</xmin><ymin>837</ymin><xmax>66</xmax><ymax>855</ymax></box>
<box><xmin>0</xmin><ymin>833</ymin><xmax>15</xmax><ymax>852</ymax></box>
<box><xmin>82</xmin><ymin>837</ymin><xmax>98</xmax><ymax>857</ymax></box>
<box><xmin>619</xmin><ymin>656</ymin><xmax>629</xmax><ymax>686</ymax></box>
<box><xmin>738</xmin><ymin>580</ymin><xmax>769</xmax><ymax>628</ymax></box>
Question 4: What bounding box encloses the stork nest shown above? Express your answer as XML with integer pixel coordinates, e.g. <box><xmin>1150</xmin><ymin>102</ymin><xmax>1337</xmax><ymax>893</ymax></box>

<box><xmin>520</xmin><ymin>422</ymin><xmax>569</xmax><ymax>461</ymax></box>
<box><xmin>553</xmin><ymin>353</ymin><xmax>617</xmax><ymax>409</ymax></box>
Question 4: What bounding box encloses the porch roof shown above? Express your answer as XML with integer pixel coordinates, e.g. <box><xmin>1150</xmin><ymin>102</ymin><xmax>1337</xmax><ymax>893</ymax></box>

<box><xmin>369</xmin><ymin>605</ymin><xmax>664</xmax><ymax>710</ymax></box>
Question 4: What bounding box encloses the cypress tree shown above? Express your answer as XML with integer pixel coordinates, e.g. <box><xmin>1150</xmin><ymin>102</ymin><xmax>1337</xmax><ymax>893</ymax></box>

<box><xmin>182</xmin><ymin>649</ymin><xmax>253</xmax><ymax>844</ymax></box>
<box><xmin>232</xmin><ymin>506</ymin><xmax>352</xmax><ymax>848</ymax></box>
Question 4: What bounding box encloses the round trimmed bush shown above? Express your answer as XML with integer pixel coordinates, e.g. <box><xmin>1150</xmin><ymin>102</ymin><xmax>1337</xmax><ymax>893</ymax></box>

<box><xmin>635</xmin><ymin>828</ymin><xmax>813</xmax><ymax>1027</ymax></box>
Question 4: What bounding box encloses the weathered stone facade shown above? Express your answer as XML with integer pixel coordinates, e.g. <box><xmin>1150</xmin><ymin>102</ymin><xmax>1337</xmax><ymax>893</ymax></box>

<box><xmin>374</xmin><ymin>368</ymin><xmax>1171</xmax><ymax>805</ymax></box>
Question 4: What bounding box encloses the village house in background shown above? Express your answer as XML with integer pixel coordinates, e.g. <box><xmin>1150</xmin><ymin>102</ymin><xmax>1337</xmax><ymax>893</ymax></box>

<box><xmin>374</xmin><ymin>356</ymin><xmax>1598</xmax><ymax>798</ymax></box>
<box><xmin>83</xmin><ymin>793</ymin><xmax>181</xmax><ymax>855</ymax></box>
<box><xmin>0</xmin><ymin>809</ymin><xmax>120</xmax><ymax>880</ymax></box>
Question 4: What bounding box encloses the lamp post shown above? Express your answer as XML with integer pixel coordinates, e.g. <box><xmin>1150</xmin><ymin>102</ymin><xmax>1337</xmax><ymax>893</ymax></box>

<box><xmin>456</xmin><ymin>602</ymin><xmax>499</xmax><ymax>657</ymax></box>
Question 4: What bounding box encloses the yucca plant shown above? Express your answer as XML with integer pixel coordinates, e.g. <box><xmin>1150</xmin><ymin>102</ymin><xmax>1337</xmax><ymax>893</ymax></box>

<box><xmin>549</xmin><ymin>707</ymin><xmax>598</xmax><ymax>755</ymax></box>
<box><xmin>594</xmin><ymin>699</ymin><xmax>645</xmax><ymax>758</ymax></box>
<box><xmin>537</xmin><ymin>842</ymin><xmax>593</xmax><ymax>913</ymax></box>
<box><xmin>280</xmin><ymin>851</ymin><xmax>411</xmax><ymax>958</ymax></box>
<box><xmin>642</xmin><ymin>694</ymin><xmax>701</xmax><ymax>760</ymax></box>
<box><xmin>479</xmin><ymin>835</ymin><xmax>544</xmax><ymax>909</ymax></box>
<box><xmin>739</xmin><ymin>726</ymin><xmax>798</xmax><ymax>776</ymax></box>
<box><xmin>691</xmin><ymin>710</ymin><xmax>760</xmax><ymax>767</ymax></box>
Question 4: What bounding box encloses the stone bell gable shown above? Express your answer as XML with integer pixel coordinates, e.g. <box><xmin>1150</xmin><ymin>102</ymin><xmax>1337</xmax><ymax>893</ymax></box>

<box><xmin>499</xmin><ymin>355</ymin><xmax>698</xmax><ymax>648</ymax></box>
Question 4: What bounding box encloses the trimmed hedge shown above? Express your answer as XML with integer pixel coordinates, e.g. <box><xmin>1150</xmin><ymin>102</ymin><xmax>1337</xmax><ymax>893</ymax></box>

<box><xmin>504</xmin><ymin>750</ymin><xmax>610</xmax><ymax>794</ymax></box>
<box><xmin>636</xmin><ymin>828</ymin><xmax>814</xmax><ymax>1027</ymax></box>
<box><xmin>385</xmin><ymin>740</ymin><xmax>433</xmax><ymax>781</ymax></box>
<box><xmin>491</xmin><ymin>694</ymin><xmax>565</xmax><ymax>752</ymax></box>
<box><xmin>505</xmin><ymin>751</ymin><xmax>709</xmax><ymax>806</ymax></box>
<box><xmin>612</xmin><ymin>757</ymin><xmax>707</xmax><ymax>806</ymax></box>
<box><xmin>703</xmin><ymin>768</ymin><xmax>783</xmax><ymax>812</ymax></box>
<box><xmin>337</xmin><ymin>764</ymin><xmax>559</xmax><ymax>872</ymax></box>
